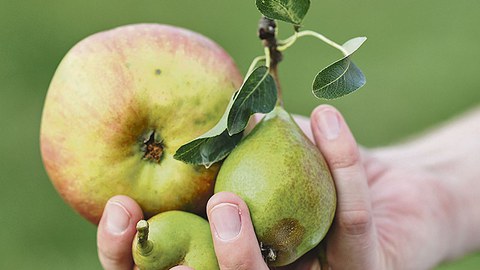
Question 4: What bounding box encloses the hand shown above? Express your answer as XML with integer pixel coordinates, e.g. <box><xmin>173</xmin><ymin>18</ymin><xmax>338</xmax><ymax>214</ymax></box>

<box><xmin>96</xmin><ymin>193</ymin><xmax>319</xmax><ymax>270</ymax></box>
<box><xmin>205</xmin><ymin>104</ymin><xmax>451</xmax><ymax>269</ymax></box>
<box><xmin>97</xmin><ymin>104</ymin><xmax>451</xmax><ymax>270</ymax></box>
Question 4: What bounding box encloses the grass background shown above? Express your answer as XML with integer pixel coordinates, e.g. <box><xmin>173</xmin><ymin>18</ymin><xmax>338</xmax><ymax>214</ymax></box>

<box><xmin>1</xmin><ymin>0</ymin><xmax>479</xmax><ymax>269</ymax></box>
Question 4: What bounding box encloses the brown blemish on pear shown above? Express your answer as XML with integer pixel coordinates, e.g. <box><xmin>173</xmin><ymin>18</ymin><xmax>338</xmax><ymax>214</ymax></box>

<box><xmin>261</xmin><ymin>218</ymin><xmax>306</xmax><ymax>263</ymax></box>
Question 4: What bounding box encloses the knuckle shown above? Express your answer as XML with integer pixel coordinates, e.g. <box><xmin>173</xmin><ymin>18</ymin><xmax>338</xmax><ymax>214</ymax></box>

<box><xmin>98</xmin><ymin>243</ymin><xmax>125</xmax><ymax>268</ymax></box>
<box><xmin>219</xmin><ymin>258</ymin><xmax>266</xmax><ymax>270</ymax></box>
<box><xmin>219</xmin><ymin>261</ymin><xmax>249</xmax><ymax>270</ymax></box>
<box><xmin>330</xmin><ymin>147</ymin><xmax>360</xmax><ymax>170</ymax></box>
<box><xmin>337</xmin><ymin>209</ymin><xmax>373</xmax><ymax>236</ymax></box>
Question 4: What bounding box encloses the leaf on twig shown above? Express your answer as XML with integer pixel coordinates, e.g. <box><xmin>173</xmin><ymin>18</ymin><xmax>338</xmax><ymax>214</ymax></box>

<box><xmin>174</xmin><ymin>95</ymin><xmax>242</xmax><ymax>168</ymax></box>
<box><xmin>227</xmin><ymin>66</ymin><xmax>277</xmax><ymax>135</ymax></box>
<box><xmin>256</xmin><ymin>0</ymin><xmax>310</xmax><ymax>25</ymax></box>
<box><xmin>312</xmin><ymin>37</ymin><xmax>367</xmax><ymax>99</ymax></box>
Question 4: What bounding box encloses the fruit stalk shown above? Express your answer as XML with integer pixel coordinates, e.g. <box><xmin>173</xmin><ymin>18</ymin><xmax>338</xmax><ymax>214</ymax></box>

<box><xmin>136</xmin><ymin>220</ymin><xmax>153</xmax><ymax>255</ymax></box>
<box><xmin>258</xmin><ymin>16</ymin><xmax>283</xmax><ymax>107</ymax></box>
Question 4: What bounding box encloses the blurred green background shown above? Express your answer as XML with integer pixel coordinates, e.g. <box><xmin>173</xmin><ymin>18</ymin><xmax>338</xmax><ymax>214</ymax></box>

<box><xmin>1</xmin><ymin>0</ymin><xmax>479</xmax><ymax>269</ymax></box>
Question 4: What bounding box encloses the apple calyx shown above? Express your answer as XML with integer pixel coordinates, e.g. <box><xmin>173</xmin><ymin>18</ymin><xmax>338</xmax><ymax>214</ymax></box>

<box><xmin>142</xmin><ymin>130</ymin><xmax>164</xmax><ymax>163</ymax></box>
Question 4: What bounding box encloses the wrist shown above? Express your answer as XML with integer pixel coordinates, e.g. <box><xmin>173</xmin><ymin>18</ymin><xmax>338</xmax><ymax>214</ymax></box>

<box><xmin>372</xmin><ymin>143</ymin><xmax>480</xmax><ymax>264</ymax></box>
<box><xmin>435</xmin><ymin>174</ymin><xmax>480</xmax><ymax>261</ymax></box>
<box><xmin>423</xmin><ymin>173</ymin><xmax>463</xmax><ymax>263</ymax></box>
<box><xmin>408</xmin><ymin>170</ymin><xmax>457</xmax><ymax>268</ymax></box>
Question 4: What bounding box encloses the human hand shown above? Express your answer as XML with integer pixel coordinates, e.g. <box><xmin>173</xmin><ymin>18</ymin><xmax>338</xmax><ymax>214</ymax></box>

<box><xmin>294</xmin><ymin>105</ymin><xmax>451</xmax><ymax>269</ymax></box>
<box><xmin>97</xmin><ymin>105</ymin><xmax>451</xmax><ymax>270</ymax></box>
<box><xmin>237</xmin><ymin>104</ymin><xmax>451</xmax><ymax>269</ymax></box>
<box><xmin>96</xmin><ymin>196</ymin><xmax>196</xmax><ymax>270</ymax></box>
<box><xmin>96</xmin><ymin>193</ymin><xmax>320</xmax><ymax>270</ymax></box>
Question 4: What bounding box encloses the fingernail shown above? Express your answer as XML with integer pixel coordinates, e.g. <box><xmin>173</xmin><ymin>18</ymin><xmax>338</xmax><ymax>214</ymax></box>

<box><xmin>316</xmin><ymin>109</ymin><xmax>340</xmax><ymax>140</ymax></box>
<box><xmin>105</xmin><ymin>201</ymin><xmax>131</xmax><ymax>235</ymax></box>
<box><xmin>210</xmin><ymin>203</ymin><xmax>241</xmax><ymax>241</ymax></box>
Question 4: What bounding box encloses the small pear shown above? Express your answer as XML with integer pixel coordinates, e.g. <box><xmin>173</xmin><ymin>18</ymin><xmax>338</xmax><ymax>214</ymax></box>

<box><xmin>132</xmin><ymin>211</ymin><xmax>219</xmax><ymax>270</ymax></box>
<box><xmin>215</xmin><ymin>106</ymin><xmax>336</xmax><ymax>266</ymax></box>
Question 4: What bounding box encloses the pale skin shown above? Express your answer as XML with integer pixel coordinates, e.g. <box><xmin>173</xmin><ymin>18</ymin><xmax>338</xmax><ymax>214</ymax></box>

<box><xmin>96</xmin><ymin>104</ymin><xmax>480</xmax><ymax>270</ymax></box>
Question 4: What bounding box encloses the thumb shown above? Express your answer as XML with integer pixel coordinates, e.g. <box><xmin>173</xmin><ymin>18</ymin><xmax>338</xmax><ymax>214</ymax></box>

<box><xmin>311</xmin><ymin>105</ymin><xmax>378</xmax><ymax>269</ymax></box>
<box><xmin>97</xmin><ymin>195</ymin><xmax>143</xmax><ymax>270</ymax></box>
<box><xmin>207</xmin><ymin>192</ymin><xmax>268</xmax><ymax>270</ymax></box>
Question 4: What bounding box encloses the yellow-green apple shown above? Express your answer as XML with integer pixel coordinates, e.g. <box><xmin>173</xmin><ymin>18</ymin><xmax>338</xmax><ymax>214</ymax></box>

<box><xmin>40</xmin><ymin>24</ymin><xmax>242</xmax><ymax>224</ymax></box>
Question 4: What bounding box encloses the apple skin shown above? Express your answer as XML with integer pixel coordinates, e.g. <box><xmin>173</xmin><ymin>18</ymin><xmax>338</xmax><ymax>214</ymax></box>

<box><xmin>40</xmin><ymin>24</ymin><xmax>243</xmax><ymax>224</ymax></box>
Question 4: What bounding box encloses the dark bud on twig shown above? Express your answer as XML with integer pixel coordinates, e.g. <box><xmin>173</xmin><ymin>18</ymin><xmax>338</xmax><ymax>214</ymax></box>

<box><xmin>257</xmin><ymin>16</ymin><xmax>283</xmax><ymax>70</ymax></box>
<box><xmin>258</xmin><ymin>17</ymin><xmax>276</xmax><ymax>41</ymax></box>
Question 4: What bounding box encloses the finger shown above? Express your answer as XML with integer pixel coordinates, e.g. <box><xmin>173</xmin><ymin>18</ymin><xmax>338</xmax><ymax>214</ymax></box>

<box><xmin>292</xmin><ymin>114</ymin><xmax>315</xmax><ymax>143</ymax></box>
<box><xmin>97</xmin><ymin>195</ymin><xmax>144</xmax><ymax>270</ymax></box>
<box><xmin>207</xmin><ymin>192</ymin><xmax>268</xmax><ymax>270</ymax></box>
<box><xmin>310</xmin><ymin>105</ymin><xmax>378</xmax><ymax>269</ymax></box>
<box><xmin>170</xmin><ymin>266</ymin><xmax>194</xmax><ymax>270</ymax></box>
<box><xmin>245</xmin><ymin>113</ymin><xmax>264</xmax><ymax>134</ymax></box>
<box><xmin>275</xmin><ymin>247</ymin><xmax>321</xmax><ymax>270</ymax></box>
<box><xmin>248</xmin><ymin>113</ymin><xmax>314</xmax><ymax>142</ymax></box>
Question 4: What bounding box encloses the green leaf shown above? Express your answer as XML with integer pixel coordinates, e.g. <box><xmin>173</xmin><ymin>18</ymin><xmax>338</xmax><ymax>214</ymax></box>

<box><xmin>256</xmin><ymin>0</ymin><xmax>310</xmax><ymax>25</ymax></box>
<box><xmin>174</xmin><ymin>95</ymin><xmax>242</xmax><ymax>168</ymax></box>
<box><xmin>174</xmin><ymin>66</ymin><xmax>278</xmax><ymax>166</ymax></box>
<box><xmin>312</xmin><ymin>58</ymin><xmax>366</xmax><ymax>99</ymax></box>
<box><xmin>312</xmin><ymin>37</ymin><xmax>367</xmax><ymax>99</ymax></box>
<box><xmin>342</xmin><ymin>37</ymin><xmax>367</xmax><ymax>54</ymax></box>
<box><xmin>227</xmin><ymin>66</ymin><xmax>277</xmax><ymax>135</ymax></box>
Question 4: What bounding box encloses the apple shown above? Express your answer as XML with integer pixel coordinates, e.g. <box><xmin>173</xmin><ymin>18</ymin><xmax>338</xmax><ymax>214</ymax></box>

<box><xmin>40</xmin><ymin>24</ymin><xmax>243</xmax><ymax>224</ymax></box>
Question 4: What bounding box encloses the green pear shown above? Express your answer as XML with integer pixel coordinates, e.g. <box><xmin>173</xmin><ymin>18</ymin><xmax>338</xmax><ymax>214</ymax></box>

<box><xmin>215</xmin><ymin>106</ymin><xmax>337</xmax><ymax>266</ymax></box>
<box><xmin>133</xmin><ymin>211</ymin><xmax>219</xmax><ymax>270</ymax></box>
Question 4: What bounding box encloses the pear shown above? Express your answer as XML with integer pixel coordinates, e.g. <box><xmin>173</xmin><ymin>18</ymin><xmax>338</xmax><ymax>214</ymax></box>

<box><xmin>215</xmin><ymin>106</ymin><xmax>336</xmax><ymax>266</ymax></box>
<box><xmin>133</xmin><ymin>211</ymin><xmax>219</xmax><ymax>270</ymax></box>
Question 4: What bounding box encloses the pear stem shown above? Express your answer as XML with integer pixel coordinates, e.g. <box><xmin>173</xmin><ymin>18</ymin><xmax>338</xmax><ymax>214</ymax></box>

<box><xmin>258</xmin><ymin>16</ymin><xmax>284</xmax><ymax>108</ymax></box>
<box><xmin>271</xmin><ymin>68</ymin><xmax>283</xmax><ymax>107</ymax></box>
<box><xmin>136</xmin><ymin>220</ymin><xmax>153</xmax><ymax>255</ymax></box>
